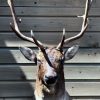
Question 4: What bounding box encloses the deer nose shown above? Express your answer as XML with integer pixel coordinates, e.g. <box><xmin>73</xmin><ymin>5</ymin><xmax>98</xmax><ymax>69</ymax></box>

<box><xmin>44</xmin><ymin>75</ymin><xmax>58</xmax><ymax>85</ymax></box>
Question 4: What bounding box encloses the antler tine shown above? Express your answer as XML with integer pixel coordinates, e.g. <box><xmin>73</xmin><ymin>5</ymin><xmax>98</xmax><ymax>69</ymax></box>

<box><xmin>31</xmin><ymin>30</ymin><xmax>45</xmax><ymax>49</ymax></box>
<box><xmin>8</xmin><ymin>0</ymin><xmax>53</xmax><ymax>67</ymax></box>
<box><xmin>7</xmin><ymin>0</ymin><xmax>43</xmax><ymax>45</ymax></box>
<box><xmin>64</xmin><ymin>0</ymin><xmax>92</xmax><ymax>44</ymax></box>
<box><xmin>56</xmin><ymin>28</ymin><xmax>65</xmax><ymax>51</ymax></box>
<box><xmin>31</xmin><ymin>30</ymin><xmax>53</xmax><ymax>67</ymax></box>
<box><xmin>82</xmin><ymin>0</ymin><xmax>92</xmax><ymax>29</ymax></box>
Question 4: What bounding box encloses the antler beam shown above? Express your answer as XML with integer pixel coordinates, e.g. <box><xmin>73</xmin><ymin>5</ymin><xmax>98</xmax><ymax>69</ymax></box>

<box><xmin>7</xmin><ymin>0</ymin><xmax>43</xmax><ymax>45</ymax></box>
<box><xmin>64</xmin><ymin>0</ymin><xmax>92</xmax><ymax>44</ymax></box>
<box><xmin>57</xmin><ymin>0</ymin><xmax>92</xmax><ymax>49</ymax></box>
<box><xmin>8</xmin><ymin>0</ymin><xmax>54</xmax><ymax>67</ymax></box>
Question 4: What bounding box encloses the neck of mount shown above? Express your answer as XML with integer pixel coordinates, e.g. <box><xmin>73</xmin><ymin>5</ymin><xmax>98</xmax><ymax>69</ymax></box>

<box><xmin>55</xmin><ymin>68</ymin><xmax>65</xmax><ymax>94</ymax></box>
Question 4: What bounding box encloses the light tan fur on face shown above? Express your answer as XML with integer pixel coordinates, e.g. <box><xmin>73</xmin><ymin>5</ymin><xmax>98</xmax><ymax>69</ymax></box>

<box><xmin>36</xmin><ymin>48</ymin><xmax>63</xmax><ymax>81</ymax></box>
<box><xmin>37</xmin><ymin>48</ymin><xmax>63</xmax><ymax>68</ymax></box>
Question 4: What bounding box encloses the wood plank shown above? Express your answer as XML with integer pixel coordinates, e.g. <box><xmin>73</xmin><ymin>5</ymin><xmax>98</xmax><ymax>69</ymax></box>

<box><xmin>0</xmin><ymin>17</ymin><xmax>100</xmax><ymax>32</ymax></box>
<box><xmin>0</xmin><ymin>82</ymin><xmax>34</xmax><ymax>97</ymax></box>
<box><xmin>64</xmin><ymin>64</ymin><xmax>100</xmax><ymax>80</ymax></box>
<box><xmin>4</xmin><ymin>97</ymin><xmax>100</xmax><ymax>100</ymax></box>
<box><xmin>0</xmin><ymin>64</ymin><xmax>100</xmax><ymax>80</ymax></box>
<box><xmin>6</xmin><ymin>97</ymin><xmax>100</xmax><ymax>100</ymax></box>
<box><xmin>6</xmin><ymin>98</ymin><xmax>33</xmax><ymax>100</ymax></box>
<box><xmin>0</xmin><ymin>65</ymin><xmax>36</xmax><ymax>81</ymax></box>
<box><xmin>0</xmin><ymin>82</ymin><xmax>100</xmax><ymax>97</ymax></box>
<box><xmin>1</xmin><ymin>7</ymin><xmax>100</xmax><ymax>16</ymax></box>
<box><xmin>72</xmin><ymin>98</ymin><xmax>100</xmax><ymax>100</ymax></box>
<box><xmin>0</xmin><ymin>48</ymin><xmax>99</xmax><ymax>63</ymax></box>
<box><xmin>0</xmin><ymin>0</ymin><xmax>99</xmax><ymax>7</ymax></box>
<box><xmin>5</xmin><ymin>97</ymin><xmax>100</xmax><ymax>100</ymax></box>
<box><xmin>0</xmin><ymin>32</ymin><xmax>99</xmax><ymax>48</ymax></box>
<box><xmin>66</xmin><ymin>82</ymin><xmax>100</xmax><ymax>96</ymax></box>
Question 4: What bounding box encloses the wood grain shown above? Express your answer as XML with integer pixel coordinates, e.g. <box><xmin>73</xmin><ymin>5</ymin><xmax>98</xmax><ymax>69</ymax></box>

<box><xmin>1</xmin><ymin>7</ymin><xmax>100</xmax><ymax>16</ymax></box>
<box><xmin>0</xmin><ymin>82</ymin><xmax>99</xmax><ymax>97</ymax></box>
<box><xmin>0</xmin><ymin>64</ymin><xmax>100</xmax><ymax>80</ymax></box>
<box><xmin>0</xmin><ymin>0</ymin><xmax>99</xmax><ymax>7</ymax></box>
<box><xmin>0</xmin><ymin>17</ymin><xmax>99</xmax><ymax>32</ymax></box>
<box><xmin>0</xmin><ymin>32</ymin><xmax>99</xmax><ymax>47</ymax></box>
<box><xmin>0</xmin><ymin>48</ymin><xmax>99</xmax><ymax>63</ymax></box>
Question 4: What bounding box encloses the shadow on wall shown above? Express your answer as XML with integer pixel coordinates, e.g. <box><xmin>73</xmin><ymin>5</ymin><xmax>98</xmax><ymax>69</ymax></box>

<box><xmin>0</xmin><ymin>36</ymin><xmax>35</xmax><ymax>99</ymax></box>
<box><xmin>0</xmin><ymin>0</ymin><xmax>36</xmax><ymax>99</ymax></box>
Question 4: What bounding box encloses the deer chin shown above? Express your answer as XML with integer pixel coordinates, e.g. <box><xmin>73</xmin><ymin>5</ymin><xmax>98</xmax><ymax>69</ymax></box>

<box><xmin>43</xmin><ymin>82</ymin><xmax>57</xmax><ymax>94</ymax></box>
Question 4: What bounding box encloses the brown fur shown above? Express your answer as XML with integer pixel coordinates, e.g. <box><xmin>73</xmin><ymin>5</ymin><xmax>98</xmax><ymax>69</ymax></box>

<box><xmin>34</xmin><ymin>48</ymin><xmax>71</xmax><ymax>100</ymax></box>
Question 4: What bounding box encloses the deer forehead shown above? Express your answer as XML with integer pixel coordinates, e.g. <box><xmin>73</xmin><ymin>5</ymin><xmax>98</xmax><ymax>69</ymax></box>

<box><xmin>37</xmin><ymin>48</ymin><xmax>63</xmax><ymax>61</ymax></box>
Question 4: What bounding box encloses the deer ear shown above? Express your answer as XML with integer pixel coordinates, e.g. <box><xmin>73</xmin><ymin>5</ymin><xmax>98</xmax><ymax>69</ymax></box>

<box><xmin>19</xmin><ymin>47</ymin><xmax>37</xmax><ymax>62</ymax></box>
<box><xmin>64</xmin><ymin>45</ymin><xmax>79</xmax><ymax>60</ymax></box>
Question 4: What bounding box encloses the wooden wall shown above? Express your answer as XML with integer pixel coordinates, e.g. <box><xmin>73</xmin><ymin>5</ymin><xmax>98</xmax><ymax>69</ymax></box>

<box><xmin>0</xmin><ymin>0</ymin><xmax>100</xmax><ymax>99</ymax></box>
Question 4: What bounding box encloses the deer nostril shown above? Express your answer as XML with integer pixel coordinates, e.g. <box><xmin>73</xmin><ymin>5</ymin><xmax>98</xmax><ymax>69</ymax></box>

<box><xmin>44</xmin><ymin>75</ymin><xmax>58</xmax><ymax>85</ymax></box>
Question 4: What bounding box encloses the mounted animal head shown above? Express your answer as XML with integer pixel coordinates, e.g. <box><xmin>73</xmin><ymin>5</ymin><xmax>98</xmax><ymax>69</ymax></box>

<box><xmin>7</xmin><ymin>0</ymin><xmax>92</xmax><ymax>86</ymax></box>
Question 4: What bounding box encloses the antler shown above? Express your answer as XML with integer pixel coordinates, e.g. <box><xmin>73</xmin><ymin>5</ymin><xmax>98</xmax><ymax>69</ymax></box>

<box><xmin>57</xmin><ymin>0</ymin><xmax>92</xmax><ymax>50</ymax></box>
<box><xmin>31</xmin><ymin>30</ymin><xmax>53</xmax><ymax>67</ymax></box>
<box><xmin>56</xmin><ymin>28</ymin><xmax>65</xmax><ymax>51</ymax></box>
<box><xmin>7</xmin><ymin>0</ymin><xmax>43</xmax><ymax>47</ymax></box>
<box><xmin>8</xmin><ymin>0</ymin><xmax>54</xmax><ymax>67</ymax></box>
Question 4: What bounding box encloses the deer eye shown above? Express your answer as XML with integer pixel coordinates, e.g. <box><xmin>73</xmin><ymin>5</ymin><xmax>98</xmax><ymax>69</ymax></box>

<box><xmin>37</xmin><ymin>59</ymin><xmax>42</xmax><ymax>64</ymax></box>
<box><xmin>55</xmin><ymin>59</ymin><xmax>61</xmax><ymax>62</ymax></box>
<box><xmin>56</xmin><ymin>57</ymin><xmax>64</xmax><ymax>62</ymax></box>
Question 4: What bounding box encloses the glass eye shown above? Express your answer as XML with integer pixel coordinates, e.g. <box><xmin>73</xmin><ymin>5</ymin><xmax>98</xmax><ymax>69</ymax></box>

<box><xmin>55</xmin><ymin>59</ymin><xmax>61</xmax><ymax>62</ymax></box>
<box><xmin>37</xmin><ymin>59</ymin><xmax>42</xmax><ymax>64</ymax></box>
<box><xmin>56</xmin><ymin>57</ymin><xmax>64</xmax><ymax>62</ymax></box>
